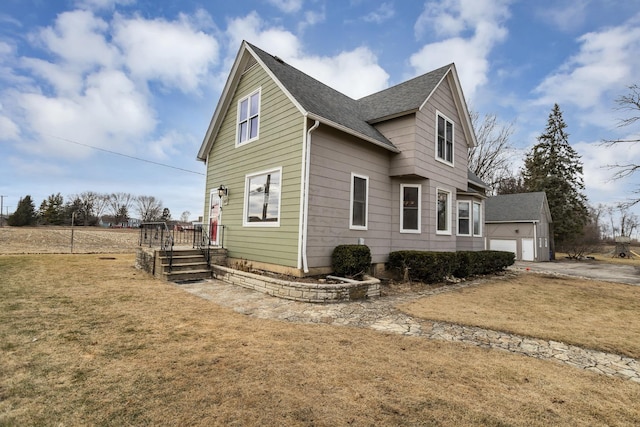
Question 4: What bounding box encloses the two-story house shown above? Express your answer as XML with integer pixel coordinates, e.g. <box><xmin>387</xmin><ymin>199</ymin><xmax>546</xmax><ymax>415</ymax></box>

<box><xmin>197</xmin><ymin>41</ymin><xmax>485</xmax><ymax>277</ymax></box>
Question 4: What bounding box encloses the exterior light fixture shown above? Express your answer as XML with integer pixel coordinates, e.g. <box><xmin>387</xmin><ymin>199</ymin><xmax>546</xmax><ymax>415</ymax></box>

<box><xmin>217</xmin><ymin>185</ymin><xmax>229</xmax><ymax>206</ymax></box>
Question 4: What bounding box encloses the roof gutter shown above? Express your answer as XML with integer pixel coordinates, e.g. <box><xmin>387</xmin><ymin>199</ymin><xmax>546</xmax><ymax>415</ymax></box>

<box><xmin>306</xmin><ymin>113</ymin><xmax>400</xmax><ymax>153</ymax></box>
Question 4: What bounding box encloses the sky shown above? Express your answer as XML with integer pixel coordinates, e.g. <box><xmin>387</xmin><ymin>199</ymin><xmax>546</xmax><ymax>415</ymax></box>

<box><xmin>1</xmin><ymin>0</ymin><xmax>640</xmax><ymax>222</ymax></box>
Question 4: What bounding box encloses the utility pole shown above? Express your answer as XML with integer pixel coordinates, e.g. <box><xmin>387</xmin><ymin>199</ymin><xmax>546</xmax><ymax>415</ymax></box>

<box><xmin>0</xmin><ymin>196</ymin><xmax>6</xmax><ymax>227</ymax></box>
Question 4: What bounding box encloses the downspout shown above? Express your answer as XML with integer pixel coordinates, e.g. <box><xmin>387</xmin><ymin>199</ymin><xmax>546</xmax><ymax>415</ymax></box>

<box><xmin>301</xmin><ymin>119</ymin><xmax>320</xmax><ymax>273</ymax></box>
<box><xmin>533</xmin><ymin>220</ymin><xmax>538</xmax><ymax>260</ymax></box>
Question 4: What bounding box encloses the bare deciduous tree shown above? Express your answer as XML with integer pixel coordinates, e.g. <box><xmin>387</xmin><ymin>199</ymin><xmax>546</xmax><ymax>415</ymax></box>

<box><xmin>602</xmin><ymin>84</ymin><xmax>640</xmax><ymax>205</ymax></box>
<box><xmin>180</xmin><ymin>210</ymin><xmax>191</xmax><ymax>223</ymax></box>
<box><xmin>468</xmin><ymin>111</ymin><xmax>516</xmax><ymax>195</ymax></box>
<box><xmin>108</xmin><ymin>192</ymin><xmax>134</xmax><ymax>225</ymax></box>
<box><xmin>136</xmin><ymin>196</ymin><xmax>163</xmax><ymax>222</ymax></box>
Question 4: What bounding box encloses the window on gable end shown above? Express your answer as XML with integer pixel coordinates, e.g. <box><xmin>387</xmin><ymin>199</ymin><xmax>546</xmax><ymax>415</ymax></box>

<box><xmin>237</xmin><ymin>89</ymin><xmax>261</xmax><ymax>145</ymax></box>
<box><xmin>436</xmin><ymin>112</ymin><xmax>454</xmax><ymax>165</ymax></box>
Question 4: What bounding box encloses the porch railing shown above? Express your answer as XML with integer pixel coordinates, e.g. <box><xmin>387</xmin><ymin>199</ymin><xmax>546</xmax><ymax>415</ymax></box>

<box><xmin>139</xmin><ymin>222</ymin><xmax>174</xmax><ymax>271</ymax></box>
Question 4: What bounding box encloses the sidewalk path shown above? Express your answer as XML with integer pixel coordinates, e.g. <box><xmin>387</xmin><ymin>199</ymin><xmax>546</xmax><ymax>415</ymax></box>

<box><xmin>179</xmin><ymin>275</ymin><xmax>640</xmax><ymax>383</ymax></box>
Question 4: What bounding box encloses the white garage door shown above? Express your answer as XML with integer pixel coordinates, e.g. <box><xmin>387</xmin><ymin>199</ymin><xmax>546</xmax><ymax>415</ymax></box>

<box><xmin>489</xmin><ymin>239</ymin><xmax>517</xmax><ymax>257</ymax></box>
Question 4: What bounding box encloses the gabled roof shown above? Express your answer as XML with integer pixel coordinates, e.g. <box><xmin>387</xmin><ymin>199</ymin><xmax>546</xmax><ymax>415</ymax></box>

<box><xmin>485</xmin><ymin>192</ymin><xmax>553</xmax><ymax>223</ymax></box>
<box><xmin>198</xmin><ymin>41</ymin><xmax>476</xmax><ymax>160</ymax></box>
<box><xmin>358</xmin><ymin>64</ymin><xmax>451</xmax><ymax>122</ymax></box>
<box><xmin>247</xmin><ymin>43</ymin><xmax>396</xmax><ymax>151</ymax></box>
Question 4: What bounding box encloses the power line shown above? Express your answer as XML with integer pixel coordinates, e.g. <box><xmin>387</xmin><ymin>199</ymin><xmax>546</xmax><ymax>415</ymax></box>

<box><xmin>45</xmin><ymin>134</ymin><xmax>205</xmax><ymax>176</ymax></box>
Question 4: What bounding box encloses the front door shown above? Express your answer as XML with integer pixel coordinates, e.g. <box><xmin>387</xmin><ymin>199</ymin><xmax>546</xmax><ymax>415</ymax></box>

<box><xmin>208</xmin><ymin>190</ymin><xmax>221</xmax><ymax>246</ymax></box>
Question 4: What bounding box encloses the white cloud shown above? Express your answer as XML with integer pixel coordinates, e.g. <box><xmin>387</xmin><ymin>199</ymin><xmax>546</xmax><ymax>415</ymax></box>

<box><xmin>290</xmin><ymin>48</ymin><xmax>389</xmax><ymax>98</ymax></box>
<box><xmin>574</xmin><ymin>139</ymin><xmax>640</xmax><ymax>195</ymax></box>
<box><xmin>411</xmin><ymin>0</ymin><xmax>511</xmax><ymax>99</ymax></box>
<box><xmin>534</xmin><ymin>16</ymin><xmax>640</xmax><ymax>109</ymax></box>
<box><xmin>113</xmin><ymin>13</ymin><xmax>219</xmax><ymax>93</ymax></box>
<box><xmin>266</xmin><ymin>0</ymin><xmax>303</xmax><ymax>14</ymax></box>
<box><xmin>226</xmin><ymin>13</ymin><xmax>388</xmax><ymax>98</ymax></box>
<box><xmin>16</xmin><ymin>69</ymin><xmax>156</xmax><ymax>159</ymax></box>
<box><xmin>31</xmin><ymin>10</ymin><xmax>119</xmax><ymax>71</ymax></box>
<box><xmin>536</xmin><ymin>0</ymin><xmax>589</xmax><ymax>32</ymax></box>
<box><xmin>298</xmin><ymin>8</ymin><xmax>325</xmax><ymax>33</ymax></box>
<box><xmin>148</xmin><ymin>130</ymin><xmax>193</xmax><ymax>160</ymax></box>
<box><xmin>363</xmin><ymin>3</ymin><xmax>395</xmax><ymax>24</ymax></box>
<box><xmin>0</xmin><ymin>115</ymin><xmax>19</xmax><ymax>140</ymax></box>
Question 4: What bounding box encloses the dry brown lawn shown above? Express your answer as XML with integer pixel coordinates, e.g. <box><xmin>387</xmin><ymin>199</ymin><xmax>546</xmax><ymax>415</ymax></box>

<box><xmin>1</xmin><ymin>253</ymin><xmax>640</xmax><ymax>426</ymax></box>
<box><xmin>400</xmin><ymin>273</ymin><xmax>640</xmax><ymax>359</ymax></box>
<box><xmin>2</xmin><ymin>229</ymin><xmax>640</xmax><ymax>424</ymax></box>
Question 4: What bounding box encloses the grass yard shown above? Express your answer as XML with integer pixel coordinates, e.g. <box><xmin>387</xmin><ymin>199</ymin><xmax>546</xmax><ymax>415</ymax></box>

<box><xmin>399</xmin><ymin>273</ymin><xmax>640</xmax><ymax>359</ymax></box>
<box><xmin>1</xmin><ymin>254</ymin><xmax>639</xmax><ymax>426</ymax></box>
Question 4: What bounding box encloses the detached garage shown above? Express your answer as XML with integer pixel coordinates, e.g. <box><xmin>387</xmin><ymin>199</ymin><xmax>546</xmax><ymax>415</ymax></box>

<box><xmin>484</xmin><ymin>192</ymin><xmax>553</xmax><ymax>262</ymax></box>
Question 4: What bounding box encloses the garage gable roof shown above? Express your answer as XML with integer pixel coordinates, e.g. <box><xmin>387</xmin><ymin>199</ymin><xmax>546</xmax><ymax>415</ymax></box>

<box><xmin>485</xmin><ymin>192</ymin><xmax>552</xmax><ymax>223</ymax></box>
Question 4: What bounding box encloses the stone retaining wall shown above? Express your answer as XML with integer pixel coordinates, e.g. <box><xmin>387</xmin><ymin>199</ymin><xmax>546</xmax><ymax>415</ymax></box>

<box><xmin>136</xmin><ymin>247</ymin><xmax>156</xmax><ymax>275</ymax></box>
<box><xmin>212</xmin><ymin>265</ymin><xmax>380</xmax><ymax>303</ymax></box>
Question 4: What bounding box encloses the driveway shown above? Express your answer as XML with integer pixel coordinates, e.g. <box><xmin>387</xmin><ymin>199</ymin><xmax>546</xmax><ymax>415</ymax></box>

<box><xmin>512</xmin><ymin>260</ymin><xmax>640</xmax><ymax>285</ymax></box>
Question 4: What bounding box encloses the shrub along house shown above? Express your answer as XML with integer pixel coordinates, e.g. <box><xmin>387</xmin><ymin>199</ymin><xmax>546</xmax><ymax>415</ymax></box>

<box><xmin>197</xmin><ymin>41</ymin><xmax>485</xmax><ymax>276</ymax></box>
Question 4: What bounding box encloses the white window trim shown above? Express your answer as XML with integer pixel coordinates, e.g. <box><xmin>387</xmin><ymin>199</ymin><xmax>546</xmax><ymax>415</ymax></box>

<box><xmin>236</xmin><ymin>87</ymin><xmax>262</xmax><ymax>147</ymax></box>
<box><xmin>435</xmin><ymin>110</ymin><xmax>455</xmax><ymax>167</ymax></box>
<box><xmin>242</xmin><ymin>166</ymin><xmax>282</xmax><ymax>227</ymax></box>
<box><xmin>457</xmin><ymin>200</ymin><xmax>471</xmax><ymax>236</ymax></box>
<box><xmin>436</xmin><ymin>188</ymin><xmax>452</xmax><ymax>235</ymax></box>
<box><xmin>473</xmin><ymin>201</ymin><xmax>482</xmax><ymax>237</ymax></box>
<box><xmin>400</xmin><ymin>184</ymin><xmax>421</xmax><ymax>233</ymax></box>
<box><xmin>350</xmin><ymin>172</ymin><xmax>369</xmax><ymax>230</ymax></box>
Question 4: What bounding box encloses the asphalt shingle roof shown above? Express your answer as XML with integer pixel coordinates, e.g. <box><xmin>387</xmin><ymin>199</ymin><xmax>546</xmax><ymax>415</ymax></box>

<box><xmin>358</xmin><ymin>64</ymin><xmax>451</xmax><ymax>122</ymax></box>
<box><xmin>248</xmin><ymin>43</ymin><xmax>454</xmax><ymax>152</ymax></box>
<box><xmin>485</xmin><ymin>192</ymin><xmax>549</xmax><ymax>222</ymax></box>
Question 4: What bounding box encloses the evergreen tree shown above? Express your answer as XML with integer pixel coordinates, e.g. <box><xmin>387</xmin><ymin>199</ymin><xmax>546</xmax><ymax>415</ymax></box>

<box><xmin>523</xmin><ymin>104</ymin><xmax>589</xmax><ymax>249</ymax></box>
<box><xmin>8</xmin><ymin>195</ymin><xmax>37</xmax><ymax>226</ymax></box>
<box><xmin>39</xmin><ymin>193</ymin><xmax>65</xmax><ymax>225</ymax></box>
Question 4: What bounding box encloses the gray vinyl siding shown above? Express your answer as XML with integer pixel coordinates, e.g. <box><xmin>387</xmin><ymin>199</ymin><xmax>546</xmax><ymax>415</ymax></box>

<box><xmin>414</xmin><ymin>76</ymin><xmax>468</xmax><ymax>190</ymax></box>
<box><xmin>456</xmin><ymin>196</ymin><xmax>485</xmax><ymax>251</ymax></box>
<box><xmin>203</xmin><ymin>62</ymin><xmax>304</xmax><ymax>267</ymax></box>
<box><xmin>306</xmin><ymin>126</ymin><xmax>392</xmax><ymax>268</ymax></box>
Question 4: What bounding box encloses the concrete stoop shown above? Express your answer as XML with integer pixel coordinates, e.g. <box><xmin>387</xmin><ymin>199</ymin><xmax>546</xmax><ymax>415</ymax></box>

<box><xmin>136</xmin><ymin>247</ymin><xmax>228</xmax><ymax>283</ymax></box>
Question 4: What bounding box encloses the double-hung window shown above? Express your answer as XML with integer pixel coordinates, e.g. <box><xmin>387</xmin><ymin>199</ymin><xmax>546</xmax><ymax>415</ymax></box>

<box><xmin>457</xmin><ymin>201</ymin><xmax>471</xmax><ymax>236</ymax></box>
<box><xmin>436</xmin><ymin>112</ymin><xmax>454</xmax><ymax>165</ymax></box>
<box><xmin>243</xmin><ymin>167</ymin><xmax>281</xmax><ymax>227</ymax></box>
<box><xmin>400</xmin><ymin>184</ymin><xmax>421</xmax><ymax>233</ymax></box>
<box><xmin>237</xmin><ymin>89</ymin><xmax>261</xmax><ymax>145</ymax></box>
<box><xmin>350</xmin><ymin>173</ymin><xmax>368</xmax><ymax>230</ymax></box>
<box><xmin>436</xmin><ymin>189</ymin><xmax>451</xmax><ymax>234</ymax></box>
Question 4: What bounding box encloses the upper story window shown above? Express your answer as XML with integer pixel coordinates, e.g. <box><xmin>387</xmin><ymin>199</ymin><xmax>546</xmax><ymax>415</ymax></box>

<box><xmin>400</xmin><ymin>184</ymin><xmax>421</xmax><ymax>233</ymax></box>
<box><xmin>436</xmin><ymin>188</ymin><xmax>451</xmax><ymax>235</ymax></box>
<box><xmin>243</xmin><ymin>167</ymin><xmax>281</xmax><ymax>227</ymax></box>
<box><xmin>436</xmin><ymin>111</ymin><xmax>454</xmax><ymax>165</ymax></box>
<box><xmin>237</xmin><ymin>88</ymin><xmax>261</xmax><ymax>146</ymax></box>
<box><xmin>350</xmin><ymin>173</ymin><xmax>369</xmax><ymax>230</ymax></box>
